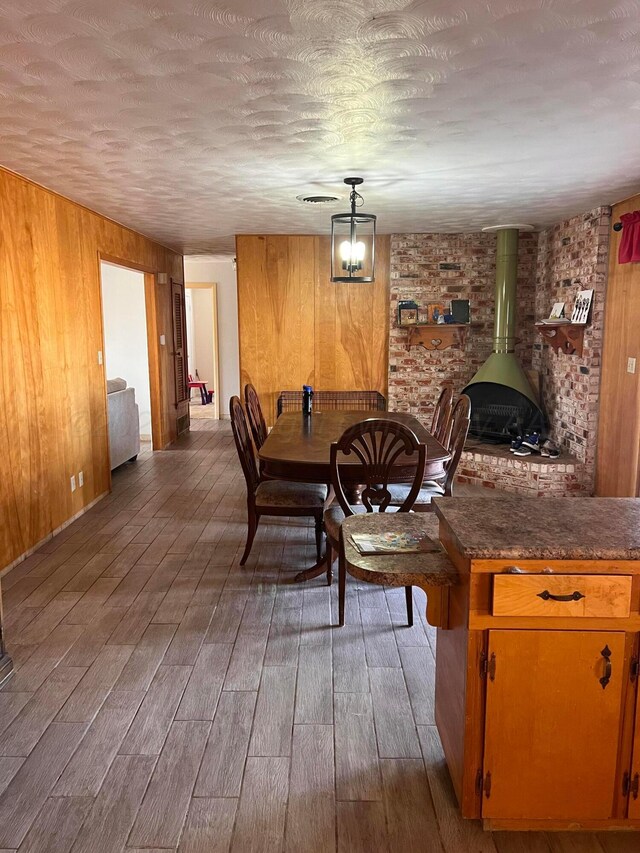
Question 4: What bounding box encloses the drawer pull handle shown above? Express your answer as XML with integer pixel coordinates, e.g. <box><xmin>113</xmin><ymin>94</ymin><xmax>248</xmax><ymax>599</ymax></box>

<box><xmin>536</xmin><ymin>590</ymin><xmax>585</xmax><ymax>602</ymax></box>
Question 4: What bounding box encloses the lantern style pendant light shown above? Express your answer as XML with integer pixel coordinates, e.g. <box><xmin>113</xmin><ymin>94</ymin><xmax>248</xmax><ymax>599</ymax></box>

<box><xmin>331</xmin><ymin>177</ymin><xmax>376</xmax><ymax>282</ymax></box>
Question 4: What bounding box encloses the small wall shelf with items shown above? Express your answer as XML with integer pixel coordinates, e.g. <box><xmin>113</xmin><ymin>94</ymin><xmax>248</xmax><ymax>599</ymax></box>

<box><xmin>535</xmin><ymin>322</ymin><xmax>585</xmax><ymax>356</ymax></box>
<box><xmin>397</xmin><ymin>298</ymin><xmax>470</xmax><ymax>351</ymax></box>
<box><xmin>536</xmin><ymin>290</ymin><xmax>591</xmax><ymax>356</ymax></box>
<box><xmin>404</xmin><ymin>323</ymin><xmax>469</xmax><ymax>351</ymax></box>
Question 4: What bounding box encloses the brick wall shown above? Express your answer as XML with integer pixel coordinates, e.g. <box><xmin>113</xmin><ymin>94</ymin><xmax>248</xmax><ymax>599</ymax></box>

<box><xmin>387</xmin><ymin>215</ymin><xmax>610</xmax><ymax>496</ymax></box>
<box><xmin>533</xmin><ymin>207</ymin><xmax>611</xmax><ymax>490</ymax></box>
<box><xmin>388</xmin><ymin>231</ymin><xmax>538</xmax><ymax>421</ymax></box>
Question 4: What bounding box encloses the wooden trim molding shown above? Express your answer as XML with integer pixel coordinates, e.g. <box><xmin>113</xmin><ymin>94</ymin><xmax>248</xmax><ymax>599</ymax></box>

<box><xmin>596</xmin><ymin>191</ymin><xmax>640</xmax><ymax>496</ymax></box>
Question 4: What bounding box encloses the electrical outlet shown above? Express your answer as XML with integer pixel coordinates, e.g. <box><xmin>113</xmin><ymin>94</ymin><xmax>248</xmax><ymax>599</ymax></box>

<box><xmin>70</xmin><ymin>475</ymin><xmax>76</xmax><ymax>492</ymax></box>
<box><xmin>628</xmin><ymin>357</ymin><xmax>637</xmax><ymax>375</ymax></box>
<box><xmin>78</xmin><ymin>471</ymin><xmax>84</xmax><ymax>488</ymax></box>
<box><xmin>98</xmin><ymin>350</ymin><xmax>103</xmax><ymax>365</ymax></box>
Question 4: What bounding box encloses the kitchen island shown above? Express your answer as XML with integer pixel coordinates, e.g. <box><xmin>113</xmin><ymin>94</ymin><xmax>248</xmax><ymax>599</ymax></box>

<box><xmin>432</xmin><ymin>496</ymin><xmax>640</xmax><ymax>831</ymax></box>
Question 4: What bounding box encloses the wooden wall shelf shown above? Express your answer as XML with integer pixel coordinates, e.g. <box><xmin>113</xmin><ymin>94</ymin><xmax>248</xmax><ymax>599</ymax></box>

<box><xmin>403</xmin><ymin>323</ymin><xmax>469</xmax><ymax>351</ymax></box>
<box><xmin>535</xmin><ymin>323</ymin><xmax>585</xmax><ymax>357</ymax></box>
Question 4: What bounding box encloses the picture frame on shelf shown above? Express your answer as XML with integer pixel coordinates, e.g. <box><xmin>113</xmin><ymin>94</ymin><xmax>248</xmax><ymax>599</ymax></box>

<box><xmin>398</xmin><ymin>300</ymin><xmax>419</xmax><ymax>326</ymax></box>
<box><xmin>570</xmin><ymin>290</ymin><xmax>593</xmax><ymax>325</ymax></box>
<box><xmin>427</xmin><ymin>302</ymin><xmax>446</xmax><ymax>324</ymax></box>
<box><xmin>540</xmin><ymin>301</ymin><xmax>570</xmax><ymax>325</ymax></box>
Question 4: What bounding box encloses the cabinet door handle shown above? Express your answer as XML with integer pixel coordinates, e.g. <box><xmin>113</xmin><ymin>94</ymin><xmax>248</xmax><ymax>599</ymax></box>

<box><xmin>536</xmin><ymin>590</ymin><xmax>585</xmax><ymax>602</ymax></box>
<box><xmin>600</xmin><ymin>645</ymin><xmax>612</xmax><ymax>690</ymax></box>
<box><xmin>632</xmin><ymin>773</ymin><xmax>640</xmax><ymax>800</ymax></box>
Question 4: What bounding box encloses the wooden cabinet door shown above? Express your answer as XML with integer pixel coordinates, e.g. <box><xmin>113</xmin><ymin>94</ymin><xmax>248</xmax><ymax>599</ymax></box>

<box><xmin>629</xmin><ymin>682</ymin><xmax>640</xmax><ymax>819</ymax></box>
<box><xmin>483</xmin><ymin>630</ymin><xmax>626</xmax><ymax>821</ymax></box>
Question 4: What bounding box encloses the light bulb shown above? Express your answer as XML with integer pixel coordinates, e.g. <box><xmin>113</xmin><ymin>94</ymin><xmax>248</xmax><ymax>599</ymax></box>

<box><xmin>354</xmin><ymin>241</ymin><xmax>365</xmax><ymax>262</ymax></box>
<box><xmin>339</xmin><ymin>240</ymin><xmax>352</xmax><ymax>262</ymax></box>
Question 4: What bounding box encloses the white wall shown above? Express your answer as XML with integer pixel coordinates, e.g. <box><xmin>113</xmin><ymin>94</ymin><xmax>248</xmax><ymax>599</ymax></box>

<box><xmin>184</xmin><ymin>257</ymin><xmax>239</xmax><ymax>416</ymax></box>
<box><xmin>189</xmin><ymin>288</ymin><xmax>216</xmax><ymax>387</ymax></box>
<box><xmin>100</xmin><ymin>263</ymin><xmax>152</xmax><ymax>439</ymax></box>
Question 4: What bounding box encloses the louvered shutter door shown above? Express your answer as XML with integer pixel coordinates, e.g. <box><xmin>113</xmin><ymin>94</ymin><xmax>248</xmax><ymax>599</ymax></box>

<box><xmin>171</xmin><ymin>280</ymin><xmax>188</xmax><ymax>406</ymax></box>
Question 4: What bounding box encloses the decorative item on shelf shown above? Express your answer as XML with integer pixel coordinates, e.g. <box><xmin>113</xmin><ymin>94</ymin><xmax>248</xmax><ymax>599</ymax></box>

<box><xmin>570</xmin><ymin>289</ymin><xmax>593</xmax><ymax>325</ymax></box>
<box><xmin>330</xmin><ymin>177</ymin><xmax>376</xmax><ymax>283</ymax></box>
<box><xmin>451</xmin><ymin>299</ymin><xmax>470</xmax><ymax>324</ymax></box>
<box><xmin>539</xmin><ymin>301</ymin><xmax>570</xmax><ymax>325</ymax></box>
<box><xmin>398</xmin><ymin>300</ymin><xmax>419</xmax><ymax>325</ymax></box>
<box><xmin>427</xmin><ymin>302</ymin><xmax>446</xmax><ymax>324</ymax></box>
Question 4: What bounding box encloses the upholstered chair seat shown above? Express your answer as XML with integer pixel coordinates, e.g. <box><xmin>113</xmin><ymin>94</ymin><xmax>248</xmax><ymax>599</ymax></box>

<box><xmin>255</xmin><ymin>481</ymin><xmax>327</xmax><ymax>510</ymax></box>
<box><xmin>385</xmin><ymin>482</ymin><xmax>445</xmax><ymax>506</ymax></box>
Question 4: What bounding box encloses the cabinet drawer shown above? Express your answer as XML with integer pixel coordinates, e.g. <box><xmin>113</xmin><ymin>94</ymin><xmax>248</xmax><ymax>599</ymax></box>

<box><xmin>492</xmin><ymin>574</ymin><xmax>632</xmax><ymax>618</ymax></box>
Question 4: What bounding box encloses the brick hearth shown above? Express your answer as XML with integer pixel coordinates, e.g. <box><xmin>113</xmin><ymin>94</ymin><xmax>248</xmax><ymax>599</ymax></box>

<box><xmin>458</xmin><ymin>442</ymin><xmax>589</xmax><ymax>496</ymax></box>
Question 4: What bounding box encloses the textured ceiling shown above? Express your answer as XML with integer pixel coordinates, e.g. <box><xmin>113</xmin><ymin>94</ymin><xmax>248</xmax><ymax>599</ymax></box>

<box><xmin>1</xmin><ymin>1</ymin><xmax>640</xmax><ymax>254</ymax></box>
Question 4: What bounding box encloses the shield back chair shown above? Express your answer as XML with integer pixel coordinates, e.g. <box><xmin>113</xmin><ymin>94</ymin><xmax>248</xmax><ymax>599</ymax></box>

<box><xmin>432</xmin><ymin>385</ymin><xmax>454</xmax><ymax>445</ymax></box>
<box><xmin>244</xmin><ymin>383</ymin><xmax>268</xmax><ymax>451</ymax></box>
<box><xmin>322</xmin><ymin>418</ymin><xmax>427</xmax><ymax>627</ymax></box>
<box><xmin>230</xmin><ymin>396</ymin><xmax>327</xmax><ymax>566</ymax></box>
<box><xmin>388</xmin><ymin>394</ymin><xmax>471</xmax><ymax>512</ymax></box>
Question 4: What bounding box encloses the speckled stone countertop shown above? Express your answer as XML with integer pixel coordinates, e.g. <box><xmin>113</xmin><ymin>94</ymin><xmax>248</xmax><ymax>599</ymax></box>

<box><xmin>433</xmin><ymin>497</ymin><xmax>640</xmax><ymax>561</ymax></box>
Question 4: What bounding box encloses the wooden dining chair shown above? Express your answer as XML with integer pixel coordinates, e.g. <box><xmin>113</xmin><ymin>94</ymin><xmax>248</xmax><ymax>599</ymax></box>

<box><xmin>388</xmin><ymin>394</ymin><xmax>471</xmax><ymax>512</ymax></box>
<box><xmin>432</xmin><ymin>385</ymin><xmax>454</xmax><ymax>445</ymax></box>
<box><xmin>244</xmin><ymin>384</ymin><xmax>268</xmax><ymax>450</ymax></box>
<box><xmin>322</xmin><ymin>419</ymin><xmax>427</xmax><ymax>627</ymax></box>
<box><xmin>230</xmin><ymin>396</ymin><xmax>327</xmax><ymax>565</ymax></box>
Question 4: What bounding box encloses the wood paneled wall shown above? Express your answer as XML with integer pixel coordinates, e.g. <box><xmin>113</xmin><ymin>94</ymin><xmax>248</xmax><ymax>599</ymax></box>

<box><xmin>0</xmin><ymin>167</ymin><xmax>184</xmax><ymax>571</ymax></box>
<box><xmin>236</xmin><ymin>235</ymin><xmax>390</xmax><ymax>425</ymax></box>
<box><xmin>596</xmin><ymin>192</ymin><xmax>640</xmax><ymax>496</ymax></box>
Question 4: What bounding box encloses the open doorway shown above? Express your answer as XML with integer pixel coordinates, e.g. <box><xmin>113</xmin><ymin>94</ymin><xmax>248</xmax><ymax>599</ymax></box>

<box><xmin>185</xmin><ymin>283</ymin><xmax>220</xmax><ymax>420</ymax></box>
<box><xmin>100</xmin><ymin>261</ymin><xmax>155</xmax><ymax>467</ymax></box>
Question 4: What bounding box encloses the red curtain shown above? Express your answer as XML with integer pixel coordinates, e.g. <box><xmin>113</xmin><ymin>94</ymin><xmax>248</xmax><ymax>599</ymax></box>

<box><xmin>618</xmin><ymin>210</ymin><xmax>640</xmax><ymax>263</ymax></box>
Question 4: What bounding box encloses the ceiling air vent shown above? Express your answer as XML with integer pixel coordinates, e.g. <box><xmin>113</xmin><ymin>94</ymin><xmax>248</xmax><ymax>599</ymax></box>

<box><xmin>296</xmin><ymin>194</ymin><xmax>340</xmax><ymax>205</ymax></box>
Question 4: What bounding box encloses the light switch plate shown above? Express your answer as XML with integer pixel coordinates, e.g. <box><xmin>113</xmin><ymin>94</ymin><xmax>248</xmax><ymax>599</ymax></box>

<box><xmin>627</xmin><ymin>357</ymin><xmax>636</xmax><ymax>374</ymax></box>
<box><xmin>160</xmin><ymin>334</ymin><xmax>166</xmax><ymax>346</ymax></box>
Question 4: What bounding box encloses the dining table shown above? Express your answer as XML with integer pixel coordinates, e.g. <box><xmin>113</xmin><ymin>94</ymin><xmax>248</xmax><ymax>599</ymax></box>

<box><xmin>258</xmin><ymin>410</ymin><xmax>451</xmax><ymax>582</ymax></box>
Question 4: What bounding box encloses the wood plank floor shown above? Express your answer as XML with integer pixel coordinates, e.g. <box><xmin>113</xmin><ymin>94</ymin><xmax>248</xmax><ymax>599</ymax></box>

<box><xmin>0</xmin><ymin>420</ymin><xmax>635</xmax><ymax>852</ymax></box>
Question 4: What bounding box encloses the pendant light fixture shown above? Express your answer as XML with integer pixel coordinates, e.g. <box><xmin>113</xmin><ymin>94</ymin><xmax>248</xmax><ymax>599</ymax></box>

<box><xmin>330</xmin><ymin>177</ymin><xmax>376</xmax><ymax>282</ymax></box>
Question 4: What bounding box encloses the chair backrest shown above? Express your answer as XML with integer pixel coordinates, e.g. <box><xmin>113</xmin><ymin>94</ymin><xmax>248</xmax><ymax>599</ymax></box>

<box><xmin>277</xmin><ymin>390</ymin><xmax>386</xmax><ymax>417</ymax></box>
<box><xmin>244</xmin><ymin>384</ymin><xmax>268</xmax><ymax>450</ymax></box>
<box><xmin>432</xmin><ymin>386</ymin><xmax>454</xmax><ymax>445</ymax></box>
<box><xmin>230</xmin><ymin>396</ymin><xmax>259</xmax><ymax>496</ymax></box>
<box><xmin>330</xmin><ymin>419</ymin><xmax>426</xmax><ymax>516</ymax></box>
<box><xmin>443</xmin><ymin>395</ymin><xmax>471</xmax><ymax>495</ymax></box>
